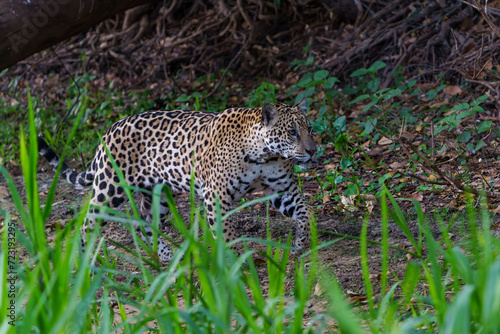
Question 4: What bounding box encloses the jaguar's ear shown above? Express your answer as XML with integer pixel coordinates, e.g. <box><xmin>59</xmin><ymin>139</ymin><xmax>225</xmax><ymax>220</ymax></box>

<box><xmin>296</xmin><ymin>97</ymin><xmax>308</xmax><ymax>113</ymax></box>
<box><xmin>262</xmin><ymin>104</ymin><xmax>277</xmax><ymax>127</ymax></box>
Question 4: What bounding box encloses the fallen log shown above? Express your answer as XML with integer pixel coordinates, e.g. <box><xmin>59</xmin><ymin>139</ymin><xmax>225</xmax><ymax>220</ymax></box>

<box><xmin>0</xmin><ymin>0</ymin><xmax>159</xmax><ymax>69</ymax></box>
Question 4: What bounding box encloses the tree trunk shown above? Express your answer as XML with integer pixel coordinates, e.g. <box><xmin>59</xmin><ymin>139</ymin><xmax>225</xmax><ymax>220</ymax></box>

<box><xmin>0</xmin><ymin>0</ymin><xmax>158</xmax><ymax>70</ymax></box>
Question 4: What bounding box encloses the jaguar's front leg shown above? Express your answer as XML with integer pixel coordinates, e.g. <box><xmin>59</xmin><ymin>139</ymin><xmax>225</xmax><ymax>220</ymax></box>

<box><xmin>203</xmin><ymin>188</ymin><xmax>238</xmax><ymax>247</ymax></box>
<box><xmin>267</xmin><ymin>182</ymin><xmax>312</xmax><ymax>253</ymax></box>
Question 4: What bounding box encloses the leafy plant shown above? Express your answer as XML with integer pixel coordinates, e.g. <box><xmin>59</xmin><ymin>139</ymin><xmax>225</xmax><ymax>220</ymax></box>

<box><xmin>246</xmin><ymin>81</ymin><xmax>279</xmax><ymax>106</ymax></box>
<box><xmin>348</xmin><ymin>60</ymin><xmax>387</xmax><ymax>94</ymax></box>
<box><xmin>434</xmin><ymin>94</ymin><xmax>490</xmax><ymax>152</ymax></box>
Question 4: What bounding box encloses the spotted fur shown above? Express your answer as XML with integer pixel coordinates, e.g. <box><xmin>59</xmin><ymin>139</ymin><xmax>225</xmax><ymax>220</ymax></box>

<box><xmin>38</xmin><ymin>99</ymin><xmax>317</xmax><ymax>262</ymax></box>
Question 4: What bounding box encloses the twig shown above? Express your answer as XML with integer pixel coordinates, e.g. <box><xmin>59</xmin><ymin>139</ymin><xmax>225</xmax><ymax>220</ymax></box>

<box><xmin>353</xmin><ymin>0</ymin><xmax>364</xmax><ymax>28</ymax></box>
<box><xmin>465</xmin><ymin>79</ymin><xmax>500</xmax><ymax>98</ymax></box>
<box><xmin>431</xmin><ymin>121</ymin><xmax>435</xmax><ymax>163</ymax></box>
<box><xmin>462</xmin><ymin>0</ymin><xmax>500</xmax><ymax>39</ymax></box>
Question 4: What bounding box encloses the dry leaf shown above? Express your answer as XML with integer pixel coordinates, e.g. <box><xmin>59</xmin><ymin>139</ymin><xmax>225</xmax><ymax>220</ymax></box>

<box><xmin>346</xmin><ymin>289</ymin><xmax>367</xmax><ymax>301</ymax></box>
<box><xmin>430</xmin><ymin>99</ymin><xmax>450</xmax><ymax>109</ymax></box>
<box><xmin>443</xmin><ymin>85</ymin><xmax>462</xmax><ymax>96</ymax></box>
<box><xmin>322</xmin><ymin>193</ymin><xmax>331</xmax><ymax>204</ymax></box>
<box><xmin>339</xmin><ymin>195</ymin><xmax>357</xmax><ymax>213</ymax></box>
<box><xmin>324</xmin><ymin>163</ymin><xmax>337</xmax><ymax>171</ymax></box>
<box><xmin>365</xmin><ymin>201</ymin><xmax>375</xmax><ymax>214</ymax></box>
<box><xmin>378</xmin><ymin>137</ymin><xmax>393</xmax><ymax>145</ymax></box>
<box><xmin>427</xmin><ymin>174</ymin><xmax>437</xmax><ymax>182</ymax></box>
<box><xmin>483</xmin><ymin>57</ymin><xmax>493</xmax><ymax>72</ymax></box>
<box><xmin>408</xmin><ymin>193</ymin><xmax>423</xmax><ymax>201</ymax></box>
<box><xmin>400</xmin><ymin>131</ymin><xmax>417</xmax><ymax>141</ymax></box>
<box><xmin>362</xmin><ymin>194</ymin><xmax>377</xmax><ymax>213</ymax></box>
<box><xmin>314</xmin><ymin>283</ymin><xmax>324</xmax><ymax>296</ymax></box>
<box><xmin>406</xmin><ymin>247</ymin><xmax>416</xmax><ymax>260</ymax></box>
<box><xmin>389</xmin><ymin>161</ymin><xmax>405</xmax><ymax>169</ymax></box>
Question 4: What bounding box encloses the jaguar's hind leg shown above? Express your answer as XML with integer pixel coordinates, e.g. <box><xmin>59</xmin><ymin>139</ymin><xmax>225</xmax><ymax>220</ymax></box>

<box><xmin>137</xmin><ymin>192</ymin><xmax>174</xmax><ymax>262</ymax></box>
<box><xmin>81</xmin><ymin>181</ymin><xmax>127</xmax><ymax>253</ymax></box>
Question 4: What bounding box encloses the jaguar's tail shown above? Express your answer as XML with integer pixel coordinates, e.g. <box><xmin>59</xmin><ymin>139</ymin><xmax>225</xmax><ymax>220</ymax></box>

<box><xmin>37</xmin><ymin>136</ymin><xmax>94</xmax><ymax>187</ymax></box>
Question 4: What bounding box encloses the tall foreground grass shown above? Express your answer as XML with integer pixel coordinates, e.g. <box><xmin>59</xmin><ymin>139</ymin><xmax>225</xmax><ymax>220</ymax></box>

<box><xmin>0</xmin><ymin>100</ymin><xmax>499</xmax><ymax>333</ymax></box>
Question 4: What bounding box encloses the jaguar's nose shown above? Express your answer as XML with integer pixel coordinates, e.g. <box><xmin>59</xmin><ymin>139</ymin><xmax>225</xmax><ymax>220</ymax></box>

<box><xmin>306</xmin><ymin>148</ymin><xmax>316</xmax><ymax>157</ymax></box>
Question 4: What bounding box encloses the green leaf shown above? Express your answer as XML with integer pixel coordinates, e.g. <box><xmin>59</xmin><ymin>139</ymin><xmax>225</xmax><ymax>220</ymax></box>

<box><xmin>384</xmin><ymin>88</ymin><xmax>402</xmax><ymax>100</ymax></box>
<box><xmin>349</xmin><ymin>94</ymin><xmax>370</xmax><ymax>105</ymax></box>
<box><xmin>426</xmin><ymin>89</ymin><xmax>437</xmax><ymax>100</ymax></box>
<box><xmin>471</xmin><ymin>94</ymin><xmax>488</xmax><ymax>107</ymax></box>
<box><xmin>378</xmin><ymin>173</ymin><xmax>390</xmax><ymax>184</ymax></box>
<box><xmin>314</xmin><ymin>70</ymin><xmax>329</xmax><ymax>81</ymax></box>
<box><xmin>305</xmin><ymin>86</ymin><xmax>316</xmax><ymax>97</ymax></box>
<box><xmin>474</xmin><ymin>139</ymin><xmax>485</xmax><ymax>151</ymax></box>
<box><xmin>368</xmin><ymin>77</ymin><xmax>381</xmax><ymax>92</ymax></box>
<box><xmin>407</xmin><ymin>79</ymin><xmax>417</xmax><ymax>88</ymax></box>
<box><xmin>364</xmin><ymin>119</ymin><xmax>376</xmax><ymax>135</ymax></box>
<box><xmin>350</xmin><ymin>68</ymin><xmax>368</xmax><ymax>77</ymax></box>
<box><xmin>340</xmin><ymin>158</ymin><xmax>353</xmax><ymax>169</ymax></box>
<box><xmin>323</xmin><ymin>76</ymin><xmax>340</xmax><ymax>89</ymax></box>
<box><xmin>456</xmin><ymin>110</ymin><xmax>476</xmax><ymax>120</ymax></box>
<box><xmin>297</xmin><ymin>77</ymin><xmax>313</xmax><ymax>88</ymax></box>
<box><xmin>333</xmin><ymin>116</ymin><xmax>347</xmax><ymax>131</ymax></box>
<box><xmin>451</xmin><ymin>102</ymin><xmax>469</xmax><ymax>111</ymax></box>
<box><xmin>369</xmin><ymin>60</ymin><xmax>386</xmax><ymax>72</ymax></box>
<box><xmin>437</xmin><ymin>84</ymin><xmax>447</xmax><ymax>92</ymax></box>
<box><xmin>457</xmin><ymin>131</ymin><xmax>471</xmax><ymax>143</ymax></box>
<box><xmin>362</xmin><ymin>96</ymin><xmax>380</xmax><ymax>112</ymax></box>
<box><xmin>343</xmin><ymin>87</ymin><xmax>360</xmax><ymax>95</ymax></box>
<box><xmin>294</xmin><ymin>93</ymin><xmax>306</xmax><ymax>105</ymax></box>
<box><xmin>438</xmin><ymin>143</ymin><xmax>447</xmax><ymax>154</ymax></box>
<box><xmin>305</xmin><ymin>55</ymin><xmax>314</xmax><ymax>66</ymax></box>
<box><xmin>478</xmin><ymin>120</ymin><xmax>492</xmax><ymax>133</ymax></box>
<box><xmin>471</xmin><ymin>105</ymin><xmax>485</xmax><ymax>113</ymax></box>
<box><xmin>376</xmin><ymin>87</ymin><xmax>391</xmax><ymax>95</ymax></box>
<box><xmin>319</xmin><ymin>106</ymin><xmax>327</xmax><ymax>117</ymax></box>
<box><xmin>175</xmin><ymin>94</ymin><xmax>191</xmax><ymax>103</ymax></box>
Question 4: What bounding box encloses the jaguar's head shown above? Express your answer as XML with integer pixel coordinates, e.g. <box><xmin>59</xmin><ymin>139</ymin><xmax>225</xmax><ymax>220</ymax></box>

<box><xmin>261</xmin><ymin>98</ymin><xmax>317</xmax><ymax>168</ymax></box>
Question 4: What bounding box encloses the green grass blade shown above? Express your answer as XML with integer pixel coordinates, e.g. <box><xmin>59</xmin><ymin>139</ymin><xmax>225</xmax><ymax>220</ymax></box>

<box><xmin>442</xmin><ymin>285</ymin><xmax>474</xmax><ymax>334</ymax></box>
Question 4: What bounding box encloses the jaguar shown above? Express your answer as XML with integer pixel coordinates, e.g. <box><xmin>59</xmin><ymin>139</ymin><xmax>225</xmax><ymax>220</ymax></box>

<box><xmin>38</xmin><ymin>98</ymin><xmax>317</xmax><ymax>262</ymax></box>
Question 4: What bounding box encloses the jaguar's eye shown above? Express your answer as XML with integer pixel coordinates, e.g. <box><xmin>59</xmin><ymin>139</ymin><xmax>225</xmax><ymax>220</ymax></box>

<box><xmin>288</xmin><ymin>129</ymin><xmax>297</xmax><ymax>136</ymax></box>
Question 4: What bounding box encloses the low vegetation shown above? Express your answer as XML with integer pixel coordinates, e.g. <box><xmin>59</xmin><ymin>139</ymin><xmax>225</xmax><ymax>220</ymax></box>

<box><xmin>1</xmin><ymin>54</ymin><xmax>500</xmax><ymax>333</ymax></box>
